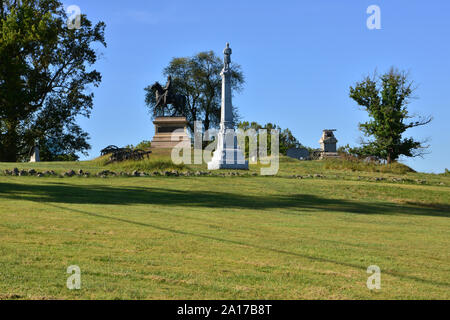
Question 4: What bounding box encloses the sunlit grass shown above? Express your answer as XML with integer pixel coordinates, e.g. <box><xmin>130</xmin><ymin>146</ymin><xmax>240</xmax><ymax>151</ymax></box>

<box><xmin>0</xmin><ymin>174</ymin><xmax>448</xmax><ymax>300</ymax></box>
<box><xmin>0</xmin><ymin>149</ymin><xmax>449</xmax><ymax>299</ymax></box>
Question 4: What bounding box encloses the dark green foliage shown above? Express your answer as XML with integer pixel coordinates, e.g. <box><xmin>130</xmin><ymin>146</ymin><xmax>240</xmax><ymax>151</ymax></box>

<box><xmin>43</xmin><ymin>152</ymin><xmax>79</xmax><ymax>162</ymax></box>
<box><xmin>37</xmin><ymin>131</ymin><xmax>89</xmax><ymax>162</ymax></box>
<box><xmin>0</xmin><ymin>0</ymin><xmax>106</xmax><ymax>161</ymax></box>
<box><xmin>237</xmin><ymin>121</ymin><xmax>305</xmax><ymax>156</ymax></box>
<box><xmin>145</xmin><ymin>51</ymin><xmax>244</xmax><ymax>132</ymax></box>
<box><xmin>125</xmin><ymin>140</ymin><xmax>152</xmax><ymax>150</ymax></box>
<box><xmin>134</xmin><ymin>140</ymin><xmax>152</xmax><ymax>150</ymax></box>
<box><xmin>349</xmin><ymin>68</ymin><xmax>432</xmax><ymax>163</ymax></box>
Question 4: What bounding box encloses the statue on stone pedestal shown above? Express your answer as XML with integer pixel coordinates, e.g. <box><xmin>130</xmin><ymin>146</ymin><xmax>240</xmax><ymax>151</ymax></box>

<box><xmin>151</xmin><ymin>76</ymin><xmax>186</xmax><ymax>116</ymax></box>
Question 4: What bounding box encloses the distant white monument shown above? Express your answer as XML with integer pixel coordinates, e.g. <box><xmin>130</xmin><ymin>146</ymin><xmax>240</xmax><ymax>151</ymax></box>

<box><xmin>208</xmin><ymin>43</ymin><xmax>248</xmax><ymax>170</ymax></box>
<box><xmin>30</xmin><ymin>143</ymin><xmax>40</xmax><ymax>163</ymax></box>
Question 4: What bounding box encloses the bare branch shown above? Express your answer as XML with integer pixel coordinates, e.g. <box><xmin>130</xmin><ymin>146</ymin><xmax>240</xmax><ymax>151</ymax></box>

<box><xmin>405</xmin><ymin>116</ymin><xmax>433</xmax><ymax>129</ymax></box>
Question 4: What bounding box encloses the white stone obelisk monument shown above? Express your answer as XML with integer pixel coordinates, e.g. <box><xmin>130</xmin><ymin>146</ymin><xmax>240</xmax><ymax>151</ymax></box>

<box><xmin>30</xmin><ymin>145</ymin><xmax>40</xmax><ymax>163</ymax></box>
<box><xmin>208</xmin><ymin>43</ymin><xmax>248</xmax><ymax>170</ymax></box>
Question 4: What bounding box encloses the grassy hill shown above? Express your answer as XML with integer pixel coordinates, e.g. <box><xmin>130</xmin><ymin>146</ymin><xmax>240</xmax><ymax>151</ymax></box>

<box><xmin>0</xmin><ymin>153</ymin><xmax>449</xmax><ymax>299</ymax></box>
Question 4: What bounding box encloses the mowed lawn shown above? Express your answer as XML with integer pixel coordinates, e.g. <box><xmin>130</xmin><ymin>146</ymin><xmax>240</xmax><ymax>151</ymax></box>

<box><xmin>0</xmin><ymin>172</ymin><xmax>449</xmax><ymax>299</ymax></box>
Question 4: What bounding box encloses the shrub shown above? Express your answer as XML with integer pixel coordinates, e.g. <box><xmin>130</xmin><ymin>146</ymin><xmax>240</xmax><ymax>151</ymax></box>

<box><xmin>324</xmin><ymin>158</ymin><xmax>415</xmax><ymax>174</ymax></box>
<box><xmin>109</xmin><ymin>159</ymin><xmax>186</xmax><ymax>172</ymax></box>
<box><xmin>125</xmin><ymin>140</ymin><xmax>152</xmax><ymax>150</ymax></box>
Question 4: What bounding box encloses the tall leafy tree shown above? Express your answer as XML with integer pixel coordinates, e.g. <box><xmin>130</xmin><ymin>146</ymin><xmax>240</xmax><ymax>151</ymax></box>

<box><xmin>0</xmin><ymin>0</ymin><xmax>106</xmax><ymax>161</ymax></box>
<box><xmin>349</xmin><ymin>68</ymin><xmax>432</xmax><ymax>164</ymax></box>
<box><xmin>238</xmin><ymin>121</ymin><xmax>305</xmax><ymax>155</ymax></box>
<box><xmin>145</xmin><ymin>51</ymin><xmax>244</xmax><ymax>132</ymax></box>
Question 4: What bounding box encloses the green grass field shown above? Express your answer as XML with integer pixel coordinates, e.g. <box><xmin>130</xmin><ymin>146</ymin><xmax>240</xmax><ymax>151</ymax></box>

<box><xmin>0</xmin><ymin>155</ymin><xmax>449</xmax><ymax>300</ymax></box>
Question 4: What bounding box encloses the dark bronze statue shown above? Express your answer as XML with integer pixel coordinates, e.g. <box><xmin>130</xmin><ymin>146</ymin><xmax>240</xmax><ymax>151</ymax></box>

<box><xmin>223</xmin><ymin>42</ymin><xmax>232</xmax><ymax>71</ymax></box>
<box><xmin>151</xmin><ymin>76</ymin><xmax>186</xmax><ymax>116</ymax></box>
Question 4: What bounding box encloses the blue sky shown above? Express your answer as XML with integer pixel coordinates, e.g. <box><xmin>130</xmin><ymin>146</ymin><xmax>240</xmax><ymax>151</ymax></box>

<box><xmin>69</xmin><ymin>0</ymin><xmax>449</xmax><ymax>173</ymax></box>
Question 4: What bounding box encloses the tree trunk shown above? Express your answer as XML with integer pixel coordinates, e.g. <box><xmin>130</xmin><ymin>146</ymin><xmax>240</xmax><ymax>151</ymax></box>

<box><xmin>1</xmin><ymin>121</ymin><xmax>19</xmax><ymax>162</ymax></box>
<box><xmin>0</xmin><ymin>0</ymin><xmax>4</xmax><ymax>20</ymax></box>
<box><xmin>204</xmin><ymin>113</ymin><xmax>210</xmax><ymax>132</ymax></box>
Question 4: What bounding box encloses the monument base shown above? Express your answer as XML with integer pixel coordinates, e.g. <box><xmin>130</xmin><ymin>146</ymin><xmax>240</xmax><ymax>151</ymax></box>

<box><xmin>207</xmin><ymin>130</ymin><xmax>249</xmax><ymax>170</ymax></box>
<box><xmin>151</xmin><ymin>117</ymin><xmax>191</xmax><ymax>149</ymax></box>
<box><xmin>207</xmin><ymin>151</ymin><xmax>249</xmax><ymax>170</ymax></box>
<box><xmin>319</xmin><ymin>152</ymin><xmax>340</xmax><ymax>160</ymax></box>
<box><xmin>151</xmin><ymin>134</ymin><xmax>190</xmax><ymax>149</ymax></box>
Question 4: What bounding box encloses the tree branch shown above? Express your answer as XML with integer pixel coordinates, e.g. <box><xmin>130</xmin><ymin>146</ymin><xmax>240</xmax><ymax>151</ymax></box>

<box><xmin>405</xmin><ymin>116</ymin><xmax>433</xmax><ymax>129</ymax></box>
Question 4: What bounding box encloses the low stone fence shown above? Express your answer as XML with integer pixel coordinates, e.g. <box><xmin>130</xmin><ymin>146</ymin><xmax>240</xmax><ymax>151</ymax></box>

<box><xmin>2</xmin><ymin>168</ymin><xmax>260</xmax><ymax>178</ymax></box>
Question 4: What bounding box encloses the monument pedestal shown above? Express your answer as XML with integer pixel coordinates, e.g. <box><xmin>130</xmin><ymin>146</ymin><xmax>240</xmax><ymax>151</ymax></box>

<box><xmin>319</xmin><ymin>152</ymin><xmax>340</xmax><ymax>160</ymax></box>
<box><xmin>151</xmin><ymin>117</ymin><xmax>191</xmax><ymax>149</ymax></box>
<box><xmin>208</xmin><ymin>127</ymin><xmax>248</xmax><ymax>170</ymax></box>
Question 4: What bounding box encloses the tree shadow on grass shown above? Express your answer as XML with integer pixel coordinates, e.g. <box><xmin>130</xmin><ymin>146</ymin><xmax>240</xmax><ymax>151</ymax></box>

<box><xmin>41</xmin><ymin>202</ymin><xmax>450</xmax><ymax>288</ymax></box>
<box><xmin>1</xmin><ymin>181</ymin><xmax>449</xmax><ymax>288</ymax></box>
<box><xmin>0</xmin><ymin>181</ymin><xmax>448</xmax><ymax>218</ymax></box>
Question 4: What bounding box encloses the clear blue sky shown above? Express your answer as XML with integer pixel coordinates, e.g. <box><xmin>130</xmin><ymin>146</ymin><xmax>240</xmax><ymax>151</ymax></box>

<box><xmin>70</xmin><ymin>0</ymin><xmax>450</xmax><ymax>173</ymax></box>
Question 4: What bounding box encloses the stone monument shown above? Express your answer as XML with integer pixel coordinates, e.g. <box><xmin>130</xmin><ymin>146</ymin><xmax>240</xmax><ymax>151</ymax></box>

<box><xmin>151</xmin><ymin>116</ymin><xmax>191</xmax><ymax>149</ymax></box>
<box><xmin>208</xmin><ymin>43</ymin><xmax>248</xmax><ymax>170</ymax></box>
<box><xmin>29</xmin><ymin>141</ymin><xmax>40</xmax><ymax>163</ymax></box>
<box><xmin>319</xmin><ymin>129</ymin><xmax>339</xmax><ymax>159</ymax></box>
<box><xmin>149</xmin><ymin>72</ymin><xmax>190</xmax><ymax>149</ymax></box>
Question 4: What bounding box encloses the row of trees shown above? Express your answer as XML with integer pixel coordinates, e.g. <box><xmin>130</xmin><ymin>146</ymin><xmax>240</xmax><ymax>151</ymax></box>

<box><xmin>237</xmin><ymin>121</ymin><xmax>305</xmax><ymax>156</ymax></box>
<box><xmin>0</xmin><ymin>0</ymin><xmax>106</xmax><ymax>162</ymax></box>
